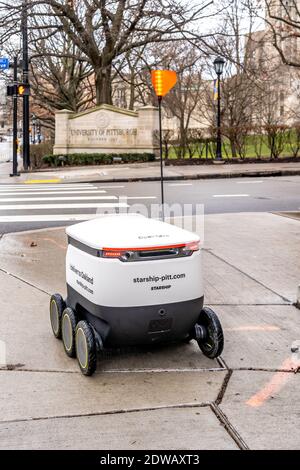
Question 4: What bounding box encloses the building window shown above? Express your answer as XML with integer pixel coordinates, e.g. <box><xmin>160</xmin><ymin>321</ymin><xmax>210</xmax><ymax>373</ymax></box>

<box><xmin>280</xmin><ymin>105</ymin><xmax>284</xmax><ymax>116</ymax></box>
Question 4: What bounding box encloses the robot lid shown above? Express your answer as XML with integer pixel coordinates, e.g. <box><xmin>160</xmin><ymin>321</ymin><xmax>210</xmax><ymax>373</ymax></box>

<box><xmin>66</xmin><ymin>214</ymin><xmax>200</xmax><ymax>252</ymax></box>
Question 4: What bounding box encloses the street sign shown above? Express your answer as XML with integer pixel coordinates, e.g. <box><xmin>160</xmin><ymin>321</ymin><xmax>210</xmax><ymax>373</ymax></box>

<box><xmin>0</xmin><ymin>58</ymin><xmax>9</xmax><ymax>70</ymax></box>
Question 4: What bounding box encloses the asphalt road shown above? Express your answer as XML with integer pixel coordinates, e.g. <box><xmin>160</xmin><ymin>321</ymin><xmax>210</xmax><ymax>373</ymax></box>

<box><xmin>0</xmin><ymin>175</ymin><xmax>299</xmax><ymax>234</ymax></box>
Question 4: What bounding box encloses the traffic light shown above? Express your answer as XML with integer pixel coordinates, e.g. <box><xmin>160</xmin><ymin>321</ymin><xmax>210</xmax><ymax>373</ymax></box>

<box><xmin>17</xmin><ymin>84</ymin><xmax>30</xmax><ymax>96</ymax></box>
<box><xmin>7</xmin><ymin>85</ymin><xmax>14</xmax><ymax>96</ymax></box>
<box><xmin>7</xmin><ymin>83</ymin><xmax>30</xmax><ymax>96</ymax></box>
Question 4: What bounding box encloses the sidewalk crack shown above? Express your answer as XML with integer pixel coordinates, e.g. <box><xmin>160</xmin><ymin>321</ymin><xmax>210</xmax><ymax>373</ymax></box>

<box><xmin>203</xmin><ymin>249</ymin><xmax>290</xmax><ymax>303</ymax></box>
<box><xmin>0</xmin><ymin>267</ymin><xmax>50</xmax><ymax>296</ymax></box>
<box><xmin>210</xmin><ymin>402</ymin><xmax>250</xmax><ymax>450</ymax></box>
<box><xmin>216</xmin><ymin>369</ymin><xmax>233</xmax><ymax>405</ymax></box>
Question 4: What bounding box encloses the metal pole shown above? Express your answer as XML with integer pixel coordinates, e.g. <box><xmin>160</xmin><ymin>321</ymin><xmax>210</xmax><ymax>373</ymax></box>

<box><xmin>10</xmin><ymin>57</ymin><xmax>20</xmax><ymax>177</ymax></box>
<box><xmin>216</xmin><ymin>76</ymin><xmax>222</xmax><ymax>160</ymax></box>
<box><xmin>158</xmin><ymin>96</ymin><xmax>165</xmax><ymax>221</ymax></box>
<box><xmin>22</xmin><ymin>0</ymin><xmax>30</xmax><ymax>170</ymax></box>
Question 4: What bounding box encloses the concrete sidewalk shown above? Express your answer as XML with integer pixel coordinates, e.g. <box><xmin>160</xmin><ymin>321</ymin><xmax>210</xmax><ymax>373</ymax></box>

<box><xmin>0</xmin><ymin>212</ymin><xmax>299</xmax><ymax>449</ymax></box>
<box><xmin>1</xmin><ymin>159</ymin><xmax>300</xmax><ymax>184</ymax></box>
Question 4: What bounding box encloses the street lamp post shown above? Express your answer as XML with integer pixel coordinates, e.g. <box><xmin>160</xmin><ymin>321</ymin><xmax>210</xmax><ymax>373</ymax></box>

<box><xmin>213</xmin><ymin>57</ymin><xmax>225</xmax><ymax>161</ymax></box>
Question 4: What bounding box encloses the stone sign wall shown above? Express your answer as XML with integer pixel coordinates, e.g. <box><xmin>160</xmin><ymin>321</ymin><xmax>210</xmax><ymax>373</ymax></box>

<box><xmin>54</xmin><ymin>104</ymin><xmax>159</xmax><ymax>155</ymax></box>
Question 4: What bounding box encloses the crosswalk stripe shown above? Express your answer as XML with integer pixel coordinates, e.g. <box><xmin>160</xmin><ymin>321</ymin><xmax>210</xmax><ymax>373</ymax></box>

<box><xmin>0</xmin><ymin>183</ymin><xmax>95</xmax><ymax>189</ymax></box>
<box><xmin>96</xmin><ymin>186</ymin><xmax>125</xmax><ymax>189</ymax></box>
<box><xmin>0</xmin><ymin>196</ymin><xmax>118</xmax><ymax>202</ymax></box>
<box><xmin>0</xmin><ymin>202</ymin><xmax>129</xmax><ymax>210</ymax></box>
<box><xmin>0</xmin><ymin>184</ymin><xmax>131</xmax><ymax>224</ymax></box>
<box><xmin>0</xmin><ymin>214</ymin><xmax>127</xmax><ymax>222</ymax></box>
<box><xmin>0</xmin><ymin>190</ymin><xmax>107</xmax><ymax>196</ymax></box>
<box><xmin>126</xmin><ymin>196</ymin><xmax>157</xmax><ymax>200</ymax></box>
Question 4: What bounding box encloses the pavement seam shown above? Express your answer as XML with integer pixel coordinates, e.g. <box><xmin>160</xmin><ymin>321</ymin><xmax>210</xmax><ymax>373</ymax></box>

<box><xmin>231</xmin><ymin>367</ymin><xmax>299</xmax><ymax>373</ymax></box>
<box><xmin>215</xmin><ymin>370</ymin><xmax>233</xmax><ymax>405</ymax></box>
<box><xmin>210</xmin><ymin>402</ymin><xmax>249</xmax><ymax>450</ymax></box>
<box><xmin>0</xmin><ymin>403</ymin><xmax>212</xmax><ymax>425</ymax></box>
<box><xmin>204</xmin><ymin>249</ymin><xmax>291</xmax><ymax>303</ymax></box>
<box><xmin>0</xmin><ymin>267</ymin><xmax>51</xmax><ymax>296</ymax></box>
<box><xmin>0</xmin><ymin>367</ymin><xmax>226</xmax><ymax>374</ymax></box>
<box><xmin>1</xmin><ymin>366</ymin><xmax>298</xmax><ymax>375</ymax></box>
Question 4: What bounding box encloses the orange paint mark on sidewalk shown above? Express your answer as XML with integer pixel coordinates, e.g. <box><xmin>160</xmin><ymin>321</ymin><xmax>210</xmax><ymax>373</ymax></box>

<box><xmin>42</xmin><ymin>237</ymin><xmax>66</xmax><ymax>250</ymax></box>
<box><xmin>225</xmin><ymin>325</ymin><xmax>280</xmax><ymax>332</ymax></box>
<box><xmin>246</xmin><ymin>358</ymin><xmax>299</xmax><ymax>408</ymax></box>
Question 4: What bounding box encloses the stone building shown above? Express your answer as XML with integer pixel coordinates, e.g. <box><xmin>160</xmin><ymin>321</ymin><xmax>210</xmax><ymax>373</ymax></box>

<box><xmin>245</xmin><ymin>0</ymin><xmax>300</xmax><ymax>126</ymax></box>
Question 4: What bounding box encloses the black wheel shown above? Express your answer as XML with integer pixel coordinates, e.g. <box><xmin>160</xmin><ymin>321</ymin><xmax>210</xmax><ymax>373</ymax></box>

<box><xmin>50</xmin><ymin>294</ymin><xmax>65</xmax><ymax>339</ymax></box>
<box><xmin>197</xmin><ymin>307</ymin><xmax>224</xmax><ymax>359</ymax></box>
<box><xmin>62</xmin><ymin>307</ymin><xmax>78</xmax><ymax>358</ymax></box>
<box><xmin>75</xmin><ymin>321</ymin><xmax>97</xmax><ymax>376</ymax></box>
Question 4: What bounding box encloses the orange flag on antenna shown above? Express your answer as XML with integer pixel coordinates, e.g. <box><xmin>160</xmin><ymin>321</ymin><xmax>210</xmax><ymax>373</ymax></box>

<box><xmin>151</xmin><ymin>70</ymin><xmax>177</xmax><ymax>97</ymax></box>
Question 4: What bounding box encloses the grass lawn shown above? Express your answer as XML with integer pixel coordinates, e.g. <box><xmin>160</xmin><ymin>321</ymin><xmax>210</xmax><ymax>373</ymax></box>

<box><xmin>166</xmin><ymin>132</ymin><xmax>298</xmax><ymax>159</ymax></box>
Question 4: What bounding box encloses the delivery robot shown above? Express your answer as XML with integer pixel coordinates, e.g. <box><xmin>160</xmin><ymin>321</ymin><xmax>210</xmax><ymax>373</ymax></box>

<box><xmin>50</xmin><ymin>214</ymin><xmax>224</xmax><ymax>375</ymax></box>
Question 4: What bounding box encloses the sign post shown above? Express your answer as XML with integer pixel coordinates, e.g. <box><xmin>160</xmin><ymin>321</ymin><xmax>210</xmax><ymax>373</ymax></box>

<box><xmin>22</xmin><ymin>0</ymin><xmax>30</xmax><ymax>170</ymax></box>
<box><xmin>10</xmin><ymin>57</ymin><xmax>20</xmax><ymax>177</ymax></box>
<box><xmin>151</xmin><ymin>70</ymin><xmax>177</xmax><ymax>220</ymax></box>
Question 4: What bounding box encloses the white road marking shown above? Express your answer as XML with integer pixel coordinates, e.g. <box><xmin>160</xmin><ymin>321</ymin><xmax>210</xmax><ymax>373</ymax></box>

<box><xmin>125</xmin><ymin>196</ymin><xmax>157</xmax><ymax>200</ymax></box>
<box><xmin>0</xmin><ymin>196</ymin><xmax>117</xmax><ymax>202</ymax></box>
<box><xmin>0</xmin><ymin>185</ymin><xmax>96</xmax><ymax>191</ymax></box>
<box><xmin>0</xmin><ymin>190</ymin><xmax>107</xmax><ymax>196</ymax></box>
<box><xmin>0</xmin><ymin>202</ymin><xmax>129</xmax><ymax>210</ymax></box>
<box><xmin>236</xmin><ymin>181</ymin><xmax>263</xmax><ymax>184</ymax></box>
<box><xmin>168</xmin><ymin>183</ymin><xmax>193</xmax><ymax>187</ymax></box>
<box><xmin>96</xmin><ymin>185</ymin><xmax>125</xmax><ymax>189</ymax></box>
<box><xmin>0</xmin><ymin>213</ymin><xmax>126</xmax><ymax>222</ymax></box>
<box><xmin>213</xmin><ymin>194</ymin><xmax>250</xmax><ymax>198</ymax></box>
<box><xmin>0</xmin><ymin>183</ymin><xmax>95</xmax><ymax>187</ymax></box>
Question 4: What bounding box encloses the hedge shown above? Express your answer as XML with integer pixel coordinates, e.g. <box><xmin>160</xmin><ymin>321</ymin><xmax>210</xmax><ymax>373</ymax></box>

<box><xmin>42</xmin><ymin>152</ymin><xmax>155</xmax><ymax>167</ymax></box>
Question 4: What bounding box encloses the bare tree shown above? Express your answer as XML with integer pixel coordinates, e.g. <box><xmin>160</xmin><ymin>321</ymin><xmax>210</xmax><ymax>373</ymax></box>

<box><xmin>195</xmin><ymin>0</ymin><xmax>265</xmax><ymax>158</ymax></box>
<box><xmin>262</xmin><ymin>0</ymin><xmax>300</xmax><ymax>67</ymax></box>
<box><xmin>30</xmin><ymin>31</ymin><xmax>94</xmax><ymax>129</ymax></box>
<box><xmin>0</xmin><ymin>0</ymin><xmax>217</xmax><ymax>105</ymax></box>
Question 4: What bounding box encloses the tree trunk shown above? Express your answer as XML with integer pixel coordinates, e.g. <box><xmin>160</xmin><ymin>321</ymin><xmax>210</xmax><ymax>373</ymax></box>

<box><xmin>230</xmin><ymin>139</ymin><xmax>237</xmax><ymax>159</ymax></box>
<box><xmin>129</xmin><ymin>71</ymin><xmax>135</xmax><ymax>110</ymax></box>
<box><xmin>179</xmin><ymin>120</ymin><xmax>186</xmax><ymax>158</ymax></box>
<box><xmin>95</xmin><ymin>66</ymin><xmax>113</xmax><ymax>105</ymax></box>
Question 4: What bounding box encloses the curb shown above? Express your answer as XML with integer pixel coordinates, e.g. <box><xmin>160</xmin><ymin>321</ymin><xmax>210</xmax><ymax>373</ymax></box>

<box><xmin>48</xmin><ymin>169</ymin><xmax>300</xmax><ymax>184</ymax></box>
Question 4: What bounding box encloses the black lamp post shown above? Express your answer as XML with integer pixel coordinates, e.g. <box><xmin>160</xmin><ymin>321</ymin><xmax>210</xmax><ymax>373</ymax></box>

<box><xmin>213</xmin><ymin>56</ymin><xmax>225</xmax><ymax>161</ymax></box>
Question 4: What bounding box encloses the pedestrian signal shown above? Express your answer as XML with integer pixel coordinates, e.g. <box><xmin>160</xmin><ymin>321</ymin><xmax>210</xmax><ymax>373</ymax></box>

<box><xmin>7</xmin><ymin>85</ymin><xmax>14</xmax><ymax>96</ymax></box>
<box><xmin>17</xmin><ymin>84</ymin><xmax>30</xmax><ymax>96</ymax></box>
